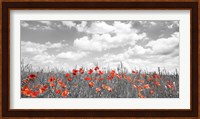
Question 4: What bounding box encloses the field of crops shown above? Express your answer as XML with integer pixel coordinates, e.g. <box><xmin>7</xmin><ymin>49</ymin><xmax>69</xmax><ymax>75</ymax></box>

<box><xmin>21</xmin><ymin>64</ymin><xmax>179</xmax><ymax>98</ymax></box>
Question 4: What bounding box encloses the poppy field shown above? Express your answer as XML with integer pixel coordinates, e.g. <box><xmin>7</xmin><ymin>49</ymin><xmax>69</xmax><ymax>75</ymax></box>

<box><xmin>21</xmin><ymin>64</ymin><xmax>179</xmax><ymax>98</ymax></box>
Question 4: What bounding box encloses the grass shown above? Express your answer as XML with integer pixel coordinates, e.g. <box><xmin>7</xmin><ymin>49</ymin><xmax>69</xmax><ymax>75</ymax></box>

<box><xmin>21</xmin><ymin>62</ymin><xmax>179</xmax><ymax>98</ymax></box>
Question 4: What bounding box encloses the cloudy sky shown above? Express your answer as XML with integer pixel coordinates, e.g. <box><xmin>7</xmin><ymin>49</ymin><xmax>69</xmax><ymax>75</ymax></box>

<box><xmin>21</xmin><ymin>20</ymin><xmax>179</xmax><ymax>72</ymax></box>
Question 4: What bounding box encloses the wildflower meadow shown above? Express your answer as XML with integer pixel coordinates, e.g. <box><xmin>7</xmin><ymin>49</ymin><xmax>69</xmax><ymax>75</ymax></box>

<box><xmin>21</xmin><ymin>62</ymin><xmax>179</xmax><ymax>98</ymax></box>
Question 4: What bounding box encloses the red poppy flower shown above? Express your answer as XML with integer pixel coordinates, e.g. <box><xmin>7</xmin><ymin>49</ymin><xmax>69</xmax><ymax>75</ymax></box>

<box><xmin>50</xmin><ymin>83</ymin><xmax>55</xmax><ymax>87</ymax></box>
<box><xmin>34</xmin><ymin>84</ymin><xmax>41</xmax><ymax>88</ymax></box>
<box><xmin>138</xmin><ymin>92</ymin><xmax>145</xmax><ymax>98</ymax></box>
<box><xmin>141</xmin><ymin>73</ymin><xmax>146</xmax><ymax>77</ymax></box>
<box><xmin>107</xmin><ymin>86</ymin><xmax>112</xmax><ymax>92</ymax></box>
<box><xmin>85</xmin><ymin>76</ymin><xmax>91</xmax><ymax>81</ymax></box>
<box><xmin>126</xmin><ymin>76</ymin><xmax>131</xmax><ymax>82</ymax></box>
<box><xmin>58</xmin><ymin>80</ymin><xmax>63</xmax><ymax>85</ymax></box>
<box><xmin>98</xmin><ymin>78</ymin><xmax>104</xmax><ymax>81</ymax></box>
<box><xmin>43</xmin><ymin>84</ymin><xmax>48</xmax><ymax>89</ymax></box>
<box><xmin>94</xmin><ymin>66</ymin><xmax>99</xmax><ymax>71</ymax></box>
<box><xmin>68</xmin><ymin>78</ymin><xmax>73</xmax><ymax>81</ymax></box>
<box><xmin>115</xmin><ymin>74</ymin><xmax>121</xmax><ymax>79</ymax></box>
<box><xmin>166</xmin><ymin>81</ymin><xmax>170</xmax><ymax>84</ymax></box>
<box><xmin>138</xmin><ymin>86</ymin><xmax>143</xmax><ymax>91</ymax></box>
<box><xmin>98</xmin><ymin>70</ymin><xmax>104</xmax><ymax>75</ymax></box>
<box><xmin>109</xmin><ymin>70</ymin><xmax>115</xmax><ymax>77</ymax></box>
<box><xmin>150</xmin><ymin>89</ymin><xmax>154</xmax><ymax>95</ymax></box>
<box><xmin>132</xmin><ymin>70</ymin><xmax>138</xmax><ymax>74</ymax></box>
<box><xmin>138</xmin><ymin>79</ymin><xmax>144</xmax><ymax>83</ymax></box>
<box><xmin>88</xmin><ymin>81</ymin><xmax>95</xmax><ymax>87</ymax></box>
<box><xmin>39</xmin><ymin>85</ymin><xmax>48</xmax><ymax>94</ymax></box>
<box><xmin>154</xmin><ymin>81</ymin><xmax>161</xmax><ymax>86</ymax></box>
<box><xmin>21</xmin><ymin>86</ymin><xmax>32</xmax><ymax>96</ymax></box>
<box><xmin>65</xmin><ymin>73</ymin><xmax>70</xmax><ymax>77</ymax></box>
<box><xmin>48</xmin><ymin>76</ymin><xmax>56</xmax><ymax>83</ymax></box>
<box><xmin>72</xmin><ymin>69</ymin><xmax>78</xmax><ymax>75</ymax></box>
<box><xmin>167</xmin><ymin>83</ymin><xmax>174</xmax><ymax>89</ymax></box>
<box><xmin>133</xmin><ymin>85</ymin><xmax>137</xmax><ymax>88</ymax></box>
<box><xmin>107</xmin><ymin>76</ymin><xmax>114</xmax><ymax>80</ymax></box>
<box><xmin>147</xmin><ymin>77</ymin><xmax>153</xmax><ymax>81</ymax></box>
<box><xmin>22</xmin><ymin>79</ymin><xmax>29</xmax><ymax>83</ymax></box>
<box><xmin>153</xmin><ymin>73</ymin><xmax>160</xmax><ymax>79</ymax></box>
<box><xmin>102</xmin><ymin>84</ymin><xmax>107</xmax><ymax>89</ymax></box>
<box><xmin>56</xmin><ymin>89</ymin><xmax>61</xmax><ymax>94</ymax></box>
<box><xmin>143</xmin><ymin>84</ymin><xmax>150</xmax><ymax>89</ymax></box>
<box><xmin>167</xmin><ymin>84</ymin><xmax>172</xmax><ymax>89</ymax></box>
<box><xmin>88</xmin><ymin>69</ymin><xmax>93</xmax><ymax>75</ymax></box>
<box><xmin>31</xmin><ymin>91</ymin><xmax>39</xmax><ymax>98</ymax></box>
<box><xmin>61</xmin><ymin>83</ymin><xmax>66</xmax><ymax>88</ymax></box>
<box><xmin>39</xmin><ymin>87</ymin><xmax>46</xmax><ymax>94</ymax></box>
<box><xmin>96</xmin><ymin>87</ymin><xmax>101</xmax><ymax>92</ymax></box>
<box><xmin>79</xmin><ymin>68</ymin><xmax>84</xmax><ymax>74</ymax></box>
<box><xmin>27</xmin><ymin>74</ymin><xmax>37</xmax><ymax>79</ymax></box>
<box><xmin>61</xmin><ymin>89</ymin><xmax>69</xmax><ymax>97</ymax></box>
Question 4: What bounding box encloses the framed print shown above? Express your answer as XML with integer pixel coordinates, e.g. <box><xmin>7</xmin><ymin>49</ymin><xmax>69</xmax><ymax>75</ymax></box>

<box><xmin>2</xmin><ymin>1</ymin><xmax>198</xmax><ymax>117</ymax></box>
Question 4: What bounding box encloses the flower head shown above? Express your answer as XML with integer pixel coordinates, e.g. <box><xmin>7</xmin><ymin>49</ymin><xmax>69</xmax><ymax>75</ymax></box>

<box><xmin>79</xmin><ymin>68</ymin><xmax>84</xmax><ymax>74</ymax></box>
<box><xmin>132</xmin><ymin>70</ymin><xmax>138</xmax><ymax>74</ymax></box>
<box><xmin>31</xmin><ymin>91</ymin><xmax>39</xmax><ymax>98</ymax></box>
<box><xmin>85</xmin><ymin>76</ymin><xmax>92</xmax><ymax>81</ymax></box>
<box><xmin>61</xmin><ymin>89</ymin><xmax>69</xmax><ymax>97</ymax></box>
<box><xmin>96</xmin><ymin>87</ymin><xmax>101</xmax><ymax>92</ymax></box>
<box><xmin>88</xmin><ymin>81</ymin><xmax>95</xmax><ymax>87</ymax></box>
<box><xmin>65</xmin><ymin>73</ymin><xmax>70</xmax><ymax>78</ymax></box>
<box><xmin>143</xmin><ymin>84</ymin><xmax>150</xmax><ymax>89</ymax></box>
<box><xmin>48</xmin><ymin>76</ymin><xmax>56</xmax><ymax>83</ymax></box>
<box><xmin>72</xmin><ymin>69</ymin><xmax>78</xmax><ymax>75</ymax></box>
<box><xmin>94</xmin><ymin>66</ymin><xmax>99</xmax><ymax>71</ymax></box>
<box><xmin>27</xmin><ymin>74</ymin><xmax>37</xmax><ymax>79</ymax></box>
<box><xmin>21</xmin><ymin>85</ymin><xmax>32</xmax><ymax>96</ymax></box>
<box><xmin>88</xmin><ymin>69</ymin><xmax>93</xmax><ymax>75</ymax></box>
<box><xmin>150</xmin><ymin>89</ymin><xmax>154</xmax><ymax>95</ymax></box>
<box><xmin>56</xmin><ymin>89</ymin><xmax>61</xmax><ymax>94</ymax></box>
<box><xmin>98</xmin><ymin>70</ymin><xmax>104</xmax><ymax>75</ymax></box>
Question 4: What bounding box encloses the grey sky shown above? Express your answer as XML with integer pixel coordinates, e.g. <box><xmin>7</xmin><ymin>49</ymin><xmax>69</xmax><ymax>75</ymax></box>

<box><xmin>21</xmin><ymin>20</ymin><xmax>179</xmax><ymax>72</ymax></box>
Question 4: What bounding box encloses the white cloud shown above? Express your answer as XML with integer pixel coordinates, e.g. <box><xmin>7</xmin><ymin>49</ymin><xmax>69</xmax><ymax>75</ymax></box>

<box><xmin>32</xmin><ymin>52</ymin><xmax>56</xmax><ymax>64</ymax></box>
<box><xmin>21</xmin><ymin>41</ymin><xmax>47</xmax><ymax>55</ymax></box>
<box><xmin>74</xmin><ymin>22</ymin><xmax>146</xmax><ymax>52</ymax></box>
<box><xmin>24</xmin><ymin>21</ymin><xmax>53</xmax><ymax>30</ymax></box>
<box><xmin>167</xmin><ymin>24</ymin><xmax>173</xmax><ymax>29</ymax></box>
<box><xmin>21</xmin><ymin>41</ymin><xmax>69</xmax><ymax>71</ymax></box>
<box><xmin>113</xmin><ymin>21</ymin><xmax>133</xmax><ymax>34</ymax></box>
<box><xmin>139</xmin><ymin>21</ymin><xmax>147</xmax><ymax>24</ymax></box>
<box><xmin>29</xmin><ymin>25</ymin><xmax>53</xmax><ymax>30</ymax></box>
<box><xmin>76</xmin><ymin>21</ymin><xmax>87</xmax><ymax>32</ymax></box>
<box><xmin>62</xmin><ymin>21</ymin><xmax>76</xmax><ymax>28</ymax></box>
<box><xmin>74</xmin><ymin>33</ymin><xmax>146</xmax><ymax>51</ymax></box>
<box><xmin>42</xmin><ymin>26</ymin><xmax>52</xmax><ymax>30</ymax></box>
<box><xmin>93</xmin><ymin>32</ymin><xmax>179</xmax><ymax>72</ymax></box>
<box><xmin>73</xmin><ymin>21</ymin><xmax>146</xmax><ymax>51</ymax></box>
<box><xmin>38</xmin><ymin>21</ymin><xmax>51</xmax><ymax>26</ymax></box>
<box><xmin>173</xmin><ymin>21</ymin><xmax>179</xmax><ymax>27</ymax></box>
<box><xmin>21</xmin><ymin>41</ymin><xmax>68</xmax><ymax>56</ymax></box>
<box><xmin>150</xmin><ymin>21</ymin><xmax>157</xmax><ymax>26</ymax></box>
<box><xmin>94</xmin><ymin>48</ymin><xmax>179</xmax><ymax>73</ymax></box>
<box><xmin>57</xmin><ymin>51</ymin><xmax>89</xmax><ymax>60</ymax></box>
<box><xmin>86</xmin><ymin>21</ymin><xmax>114</xmax><ymax>34</ymax></box>
<box><xmin>45</xmin><ymin>41</ymin><xmax>68</xmax><ymax>48</ymax></box>
<box><xmin>95</xmin><ymin>45</ymin><xmax>151</xmax><ymax>63</ymax></box>
<box><xmin>146</xmin><ymin>32</ymin><xmax>179</xmax><ymax>55</ymax></box>
<box><xmin>21</xmin><ymin>22</ymin><xmax>29</xmax><ymax>27</ymax></box>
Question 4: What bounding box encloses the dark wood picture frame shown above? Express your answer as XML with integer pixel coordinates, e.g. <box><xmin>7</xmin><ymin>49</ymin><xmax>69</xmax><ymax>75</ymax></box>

<box><xmin>2</xmin><ymin>1</ymin><xmax>198</xmax><ymax>117</ymax></box>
